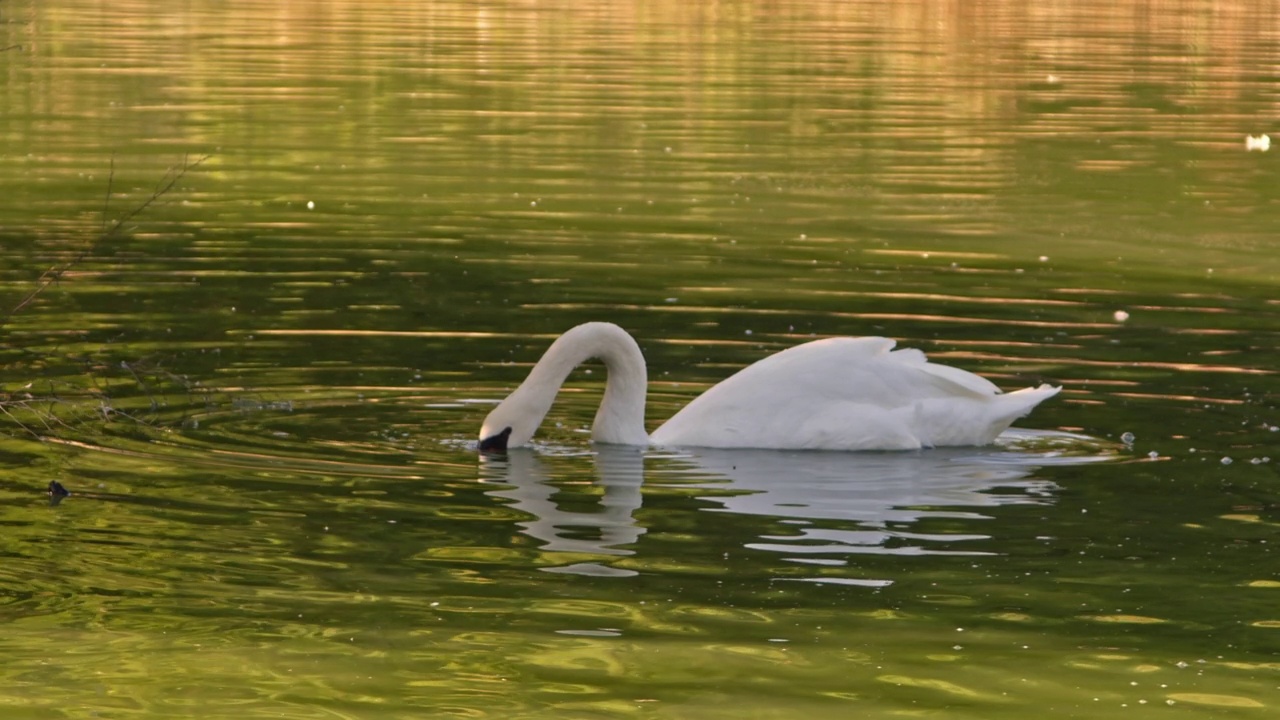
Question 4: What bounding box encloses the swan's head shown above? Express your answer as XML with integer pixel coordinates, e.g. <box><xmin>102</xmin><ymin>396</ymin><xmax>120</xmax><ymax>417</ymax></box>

<box><xmin>478</xmin><ymin>392</ymin><xmax>539</xmax><ymax>452</ymax></box>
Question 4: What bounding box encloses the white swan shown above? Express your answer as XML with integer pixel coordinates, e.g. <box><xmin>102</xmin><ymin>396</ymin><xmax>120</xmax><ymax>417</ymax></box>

<box><xmin>478</xmin><ymin>322</ymin><xmax>1060</xmax><ymax>452</ymax></box>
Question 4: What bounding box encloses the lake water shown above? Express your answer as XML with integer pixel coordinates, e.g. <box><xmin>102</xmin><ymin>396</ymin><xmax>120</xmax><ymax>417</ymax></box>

<box><xmin>2</xmin><ymin>1</ymin><xmax>1278</xmax><ymax>717</ymax></box>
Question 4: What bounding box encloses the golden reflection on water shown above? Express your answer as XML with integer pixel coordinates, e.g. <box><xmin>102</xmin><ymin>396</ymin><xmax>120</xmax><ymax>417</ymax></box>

<box><xmin>7</xmin><ymin>0</ymin><xmax>1278</xmax><ymax>239</ymax></box>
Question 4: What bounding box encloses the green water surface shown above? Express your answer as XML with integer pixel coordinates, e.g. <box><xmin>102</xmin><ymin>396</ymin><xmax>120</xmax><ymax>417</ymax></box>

<box><xmin>1</xmin><ymin>1</ymin><xmax>1278</xmax><ymax>718</ymax></box>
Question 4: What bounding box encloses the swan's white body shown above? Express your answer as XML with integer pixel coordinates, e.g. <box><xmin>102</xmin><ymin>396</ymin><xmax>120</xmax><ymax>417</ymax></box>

<box><xmin>478</xmin><ymin>322</ymin><xmax>1059</xmax><ymax>452</ymax></box>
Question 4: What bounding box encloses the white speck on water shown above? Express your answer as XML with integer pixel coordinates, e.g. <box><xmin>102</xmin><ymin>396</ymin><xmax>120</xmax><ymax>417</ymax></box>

<box><xmin>1039</xmin><ymin>255</ymin><xmax>1049</xmax><ymax>262</ymax></box>
<box><xmin>1221</xmin><ymin>456</ymin><xmax>1233</xmax><ymax>465</ymax></box>
<box><xmin>1114</xmin><ymin>310</ymin><xmax>1130</xmax><ymax>322</ymax></box>
<box><xmin>1245</xmin><ymin>134</ymin><xmax>1271</xmax><ymax>152</ymax></box>
<box><xmin>306</xmin><ymin>200</ymin><xmax>314</xmax><ymax>210</ymax></box>
<box><xmin>1147</xmin><ymin>451</ymin><xmax>1159</xmax><ymax>460</ymax></box>
<box><xmin>1120</xmin><ymin>431</ymin><xmax>1135</xmax><ymax>444</ymax></box>
<box><xmin>745</xmin><ymin>329</ymin><xmax>752</xmax><ymax>335</ymax></box>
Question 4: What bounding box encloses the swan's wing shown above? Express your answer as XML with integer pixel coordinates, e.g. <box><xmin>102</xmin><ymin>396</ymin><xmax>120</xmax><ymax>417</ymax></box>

<box><xmin>651</xmin><ymin>336</ymin><xmax>1024</xmax><ymax>450</ymax></box>
<box><xmin>730</xmin><ymin>337</ymin><xmax>1001</xmax><ymax>404</ymax></box>
<box><xmin>886</xmin><ymin>346</ymin><xmax>1003</xmax><ymax>397</ymax></box>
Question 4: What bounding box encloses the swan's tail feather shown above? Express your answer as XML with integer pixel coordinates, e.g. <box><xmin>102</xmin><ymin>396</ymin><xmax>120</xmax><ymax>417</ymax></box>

<box><xmin>912</xmin><ymin>384</ymin><xmax>1060</xmax><ymax>448</ymax></box>
<box><xmin>994</xmin><ymin>384</ymin><xmax>1061</xmax><ymax>425</ymax></box>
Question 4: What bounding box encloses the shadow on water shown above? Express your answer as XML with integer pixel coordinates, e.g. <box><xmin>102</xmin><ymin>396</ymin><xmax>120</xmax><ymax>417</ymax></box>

<box><xmin>477</xmin><ymin>431</ymin><xmax>1118</xmax><ymax>579</ymax></box>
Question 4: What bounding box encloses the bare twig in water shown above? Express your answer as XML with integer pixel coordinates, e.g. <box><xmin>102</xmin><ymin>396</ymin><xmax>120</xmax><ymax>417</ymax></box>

<box><xmin>1</xmin><ymin>154</ymin><xmax>211</xmax><ymax>437</ymax></box>
<box><xmin>0</xmin><ymin>153</ymin><xmax>210</xmax><ymax>331</ymax></box>
<box><xmin>105</xmin><ymin>154</ymin><xmax>209</xmax><ymax>239</ymax></box>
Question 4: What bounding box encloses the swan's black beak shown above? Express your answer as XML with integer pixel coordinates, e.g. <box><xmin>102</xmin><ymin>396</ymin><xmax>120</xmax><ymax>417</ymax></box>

<box><xmin>478</xmin><ymin>427</ymin><xmax>512</xmax><ymax>454</ymax></box>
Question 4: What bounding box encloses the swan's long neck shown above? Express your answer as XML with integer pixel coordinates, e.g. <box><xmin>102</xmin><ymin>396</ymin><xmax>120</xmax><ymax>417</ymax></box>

<box><xmin>488</xmin><ymin>323</ymin><xmax>649</xmax><ymax>447</ymax></box>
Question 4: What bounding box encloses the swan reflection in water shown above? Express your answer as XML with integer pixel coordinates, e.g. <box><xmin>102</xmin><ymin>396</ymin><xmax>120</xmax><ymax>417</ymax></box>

<box><xmin>479</xmin><ymin>446</ymin><xmax>649</xmax><ymax>572</ymax></box>
<box><xmin>477</xmin><ymin>431</ymin><xmax>1112</xmax><ymax>580</ymax></box>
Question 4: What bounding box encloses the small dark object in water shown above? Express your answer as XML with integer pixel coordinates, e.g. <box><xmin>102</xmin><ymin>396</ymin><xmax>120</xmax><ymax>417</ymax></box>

<box><xmin>48</xmin><ymin>480</ymin><xmax>70</xmax><ymax>506</ymax></box>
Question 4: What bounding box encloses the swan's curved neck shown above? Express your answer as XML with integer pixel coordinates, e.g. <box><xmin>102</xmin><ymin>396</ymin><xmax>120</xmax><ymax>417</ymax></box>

<box><xmin>495</xmin><ymin>323</ymin><xmax>649</xmax><ymax>446</ymax></box>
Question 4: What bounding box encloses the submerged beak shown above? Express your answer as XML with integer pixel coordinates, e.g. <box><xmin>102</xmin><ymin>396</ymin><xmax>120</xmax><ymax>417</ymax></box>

<box><xmin>478</xmin><ymin>426</ymin><xmax>513</xmax><ymax>453</ymax></box>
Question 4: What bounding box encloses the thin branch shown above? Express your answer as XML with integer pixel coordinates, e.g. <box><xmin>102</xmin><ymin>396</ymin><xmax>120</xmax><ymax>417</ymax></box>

<box><xmin>1</xmin><ymin>155</ymin><xmax>211</xmax><ymax>439</ymax></box>
<box><xmin>0</xmin><ymin>154</ymin><xmax>210</xmax><ymax>330</ymax></box>
<box><xmin>119</xmin><ymin>359</ymin><xmax>160</xmax><ymax>411</ymax></box>
<box><xmin>104</xmin><ymin>153</ymin><xmax>208</xmax><ymax>238</ymax></box>
<box><xmin>0</xmin><ymin>402</ymin><xmax>40</xmax><ymax>439</ymax></box>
